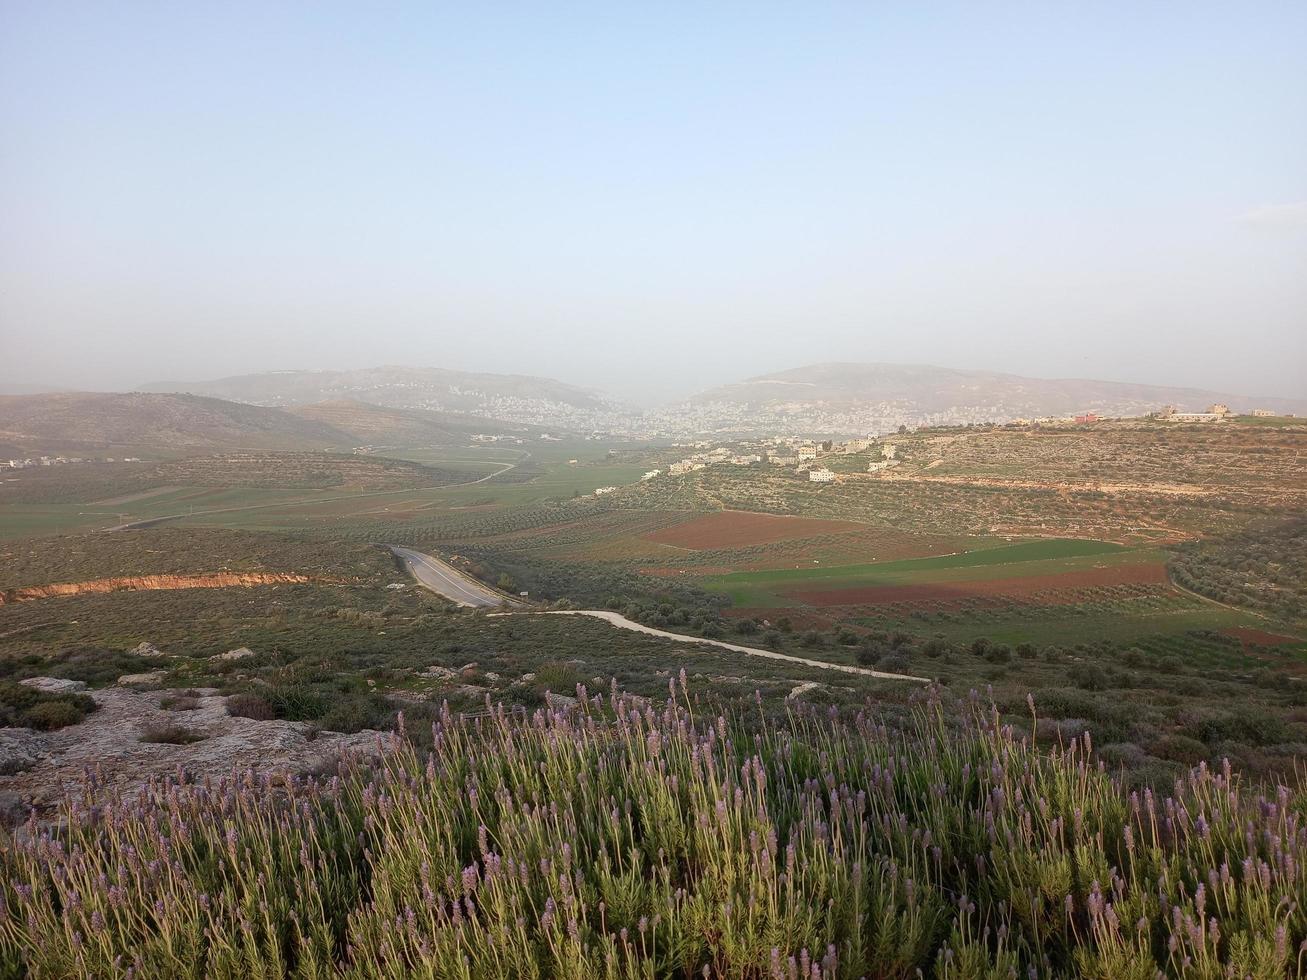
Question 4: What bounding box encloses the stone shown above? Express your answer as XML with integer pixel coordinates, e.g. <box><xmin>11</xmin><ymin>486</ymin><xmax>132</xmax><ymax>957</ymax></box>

<box><xmin>214</xmin><ymin>647</ymin><xmax>256</xmax><ymax>661</ymax></box>
<box><xmin>130</xmin><ymin>641</ymin><xmax>169</xmax><ymax>659</ymax></box>
<box><xmin>483</xmin><ymin>672</ymin><xmax>501</xmax><ymax>683</ymax></box>
<box><xmin>19</xmin><ymin>677</ymin><xmax>86</xmax><ymax>695</ymax></box>
<box><xmin>422</xmin><ymin>666</ymin><xmax>456</xmax><ymax>680</ymax></box>
<box><xmin>117</xmin><ymin>671</ymin><xmax>168</xmax><ymax>687</ymax></box>
<box><xmin>0</xmin><ymin>730</ymin><xmax>46</xmax><ymax>776</ymax></box>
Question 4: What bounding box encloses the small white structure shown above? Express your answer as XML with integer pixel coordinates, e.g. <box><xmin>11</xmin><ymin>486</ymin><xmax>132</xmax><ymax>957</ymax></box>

<box><xmin>809</xmin><ymin>468</ymin><xmax>836</xmax><ymax>483</ymax></box>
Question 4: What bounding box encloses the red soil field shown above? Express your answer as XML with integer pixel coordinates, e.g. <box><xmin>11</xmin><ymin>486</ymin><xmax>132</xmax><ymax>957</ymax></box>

<box><xmin>1223</xmin><ymin>626</ymin><xmax>1302</xmax><ymax>648</ymax></box>
<box><xmin>645</xmin><ymin>511</ymin><xmax>866</xmax><ymax>550</ymax></box>
<box><xmin>787</xmin><ymin>563</ymin><xmax>1170</xmax><ymax>607</ymax></box>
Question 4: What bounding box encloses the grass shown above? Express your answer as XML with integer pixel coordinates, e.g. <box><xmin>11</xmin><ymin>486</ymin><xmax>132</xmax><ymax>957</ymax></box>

<box><xmin>4</xmin><ymin>686</ymin><xmax>1307</xmax><ymax>977</ymax></box>
<box><xmin>699</xmin><ymin>538</ymin><xmax>1138</xmax><ymax>607</ymax></box>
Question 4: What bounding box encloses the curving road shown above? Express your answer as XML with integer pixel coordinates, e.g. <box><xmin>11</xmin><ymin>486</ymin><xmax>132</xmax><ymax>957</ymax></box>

<box><xmin>496</xmin><ymin>610</ymin><xmax>932</xmax><ymax>683</ymax></box>
<box><xmin>389</xmin><ymin>546</ymin><xmax>524</xmax><ymax>608</ymax></box>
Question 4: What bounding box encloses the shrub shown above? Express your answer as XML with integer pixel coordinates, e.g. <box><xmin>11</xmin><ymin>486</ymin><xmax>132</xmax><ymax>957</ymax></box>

<box><xmin>139</xmin><ymin>721</ymin><xmax>203</xmax><ymax>745</ymax></box>
<box><xmin>20</xmin><ymin>701</ymin><xmax>86</xmax><ymax>731</ymax></box>
<box><xmin>226</xmin><ymin>692</ymin><xmax>276</xmax><ymax>721</ymax></box>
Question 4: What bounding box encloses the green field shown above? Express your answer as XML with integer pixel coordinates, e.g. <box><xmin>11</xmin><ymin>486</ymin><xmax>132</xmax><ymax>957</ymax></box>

<box><xmin>863</xmin><ymin>591</ymin><xmax>1292</xmax><ymax>649</ymax></box>
<box><xmin>699</xmin><ymin>538</ymin><xmax>1136</xmax><ymax>606</ymax></box>
<box><xmin>0</xmin><ymin>443</ymin><xmax>655</xmax><ymax>540</ymax></box>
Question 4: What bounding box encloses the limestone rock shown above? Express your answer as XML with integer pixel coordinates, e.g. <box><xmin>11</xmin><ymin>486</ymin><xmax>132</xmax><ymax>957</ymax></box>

<box><xmin>130</xmin><ymin>641</ymin><xmax>169</xmax><ymax>659</ymax></box>
<box><xmin>214</xmin><ymin>647</ymin><xmax>256</xmax><ymax>661</ymax></box>
<box><xmin>117</xmin><ymin>671</ymin><xmax>168</xmax><ymax>687</ymax></box>
<box><xmin>18</xmin><ymin>677</ymin><xmax>87</xmax><ymax>695</ymax></box>
<box><xmin>0</xmin><ymin>730</ymin><xmax>46</xmax><ymax>776</ymax></box>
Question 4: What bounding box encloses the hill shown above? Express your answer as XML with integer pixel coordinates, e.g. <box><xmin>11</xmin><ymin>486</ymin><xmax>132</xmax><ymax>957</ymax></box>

<box><xmin>289</xmin><ymin>399</ymin><xmax>539</xmax><ymax>446</ymax></box>
<box><xmin>0</xmin><ymin>392</ymin><xmax>352</xmax><ymax>453</ymax></box>
<box><xmin>685</xmin><ymin>362</ymin><xmax>1307</xmax><ymax>434</ymax></box>
<box><xmin>140</xmin><ymin>366</ymin><xmax>615</xmax><ymax>426</ymax></box>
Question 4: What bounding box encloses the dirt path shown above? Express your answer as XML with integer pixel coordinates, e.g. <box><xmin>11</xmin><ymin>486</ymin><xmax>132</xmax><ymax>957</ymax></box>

<box><xmin>501</xmin><ymin>610</ymin><xmax>932</xmax><ymax>683</ymax></box>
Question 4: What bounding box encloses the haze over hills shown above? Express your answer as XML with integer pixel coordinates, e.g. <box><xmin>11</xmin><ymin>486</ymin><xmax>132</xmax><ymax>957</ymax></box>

<box><xmin>140</xmin><ymin>366</ymin><xmax>617</xmax><ymax>429</ymax></box>
<box><xmin>0</xmin><ymin>393</ymin><xmax>353</xmax><ymax>454</ymax></box>
<box><xmin>289</xmin><ymin>400</ymin><xmax>541</xmax><ymax>446</ymax></box>
<box><xmin>105</xmin><ymin>360</ymin><xmax>1307</xmax><ymax>441</ymax></box>
<box><xmin>675</xmin><ymin>362</ymin><xmax>1307</xmax><ymax>435</ymax></box>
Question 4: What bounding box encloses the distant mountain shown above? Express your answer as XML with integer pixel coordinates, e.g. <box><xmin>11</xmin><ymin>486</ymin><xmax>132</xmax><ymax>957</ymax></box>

<box><xmin>684</xmin><ymin>363</ymin><xmax>1307</xmax><ymax>433</ymax></box>
<box><xmin>0</xmin><ymin>392</ymin><xmax>353</xmax><ymax>453</ymax></box>
<box><xmin>139</xmin><ymin>367</ymin><xmax>614</xmax><ymax>427</ymax></box>
<box><xmin>289</xmin><ymin>400</ymin><xmax>541</xmax><ymax>445</ymax></box>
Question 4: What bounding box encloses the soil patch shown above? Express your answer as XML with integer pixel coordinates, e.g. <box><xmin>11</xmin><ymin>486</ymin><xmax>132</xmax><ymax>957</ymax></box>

<box><xmin>1223</xmin><ymin>626</ymin><xmax>1302</xmax><ymax>648</ymax></box>
<box><xmin>788</xmin><ymin>563</ymin><xmax>1170</xmax><ymax>607</ymax></box>
<box><xmin>645</xmin><ymin>511</ymin><xmax>866</xmax><ymax>550</ymax></box>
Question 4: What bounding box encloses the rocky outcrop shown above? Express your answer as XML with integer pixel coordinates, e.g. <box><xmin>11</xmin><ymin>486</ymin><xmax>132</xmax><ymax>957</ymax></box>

<box><xmin>18</xmin><ymin>677</ymin><xmax>87</xmax><ymax>695</ymax></box>
<box><xmin>117</xmin><ymin>671</ymin><xmax>168</xmax><ymax>687</ymax></box>
<box><xmin>0</xmin><ymin>687</ymin><xmax>392</xmax><ymax>820</ymax></box>
<box><xmin>0</xmin><ymin>731</ymin><xmax>46</xmax><ymax>776</ymax></box>
<box><xmin>0</xmin><ymin>572</ymin><xmax>319</xmax><ymax>604</ymax></box>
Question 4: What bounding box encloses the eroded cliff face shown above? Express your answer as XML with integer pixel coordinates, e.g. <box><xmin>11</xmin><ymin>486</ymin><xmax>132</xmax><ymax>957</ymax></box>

<box><xmin>0</xmin><ymin>572</ymin><xmax>318</xmax><ymax>604</ymax></box>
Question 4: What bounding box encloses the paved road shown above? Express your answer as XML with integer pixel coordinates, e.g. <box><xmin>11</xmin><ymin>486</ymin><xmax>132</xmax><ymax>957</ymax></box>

<box><xmin>494</xmin><ymin>610</ymin><xmax>932</xmax><ymax>683</ymax></box>
<box><xmin>389</xmin><ymin>546</ymin><xmax>523</xmax><ymax>608</ymax></box>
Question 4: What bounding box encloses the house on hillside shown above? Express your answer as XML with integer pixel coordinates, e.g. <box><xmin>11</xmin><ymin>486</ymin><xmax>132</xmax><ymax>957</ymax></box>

<box><xmin>809</xmin><ymin>468</ymin><xmax>836</xmax><ymax>483</ymax></box>
<box><xmin>1252</xmin><ymin>409</ymin><xmax>1276</xmax><ymax>417</ymax></box>
<box><xmin>1207</xmin><ymin>404</ymin><xmax>1232</xmax><ymax>417</ymax></box>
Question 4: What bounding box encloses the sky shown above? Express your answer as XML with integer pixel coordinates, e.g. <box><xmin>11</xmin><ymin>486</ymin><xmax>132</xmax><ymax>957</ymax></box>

<box><xmin>2</xmin><ymin>2</ymin><xmax>1304</xmax><ymax>405</ymax></box>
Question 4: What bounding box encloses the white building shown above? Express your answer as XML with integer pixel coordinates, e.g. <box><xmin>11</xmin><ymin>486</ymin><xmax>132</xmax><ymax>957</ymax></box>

<box><xmin>809</xmin><ymin>468</ymin><xmax>836</xmax><ymax>483</ymax></box>
<box><xmin>798</xmin><ymin>446</ymin><xmax>818</xmax><ymax>461</ymax></box>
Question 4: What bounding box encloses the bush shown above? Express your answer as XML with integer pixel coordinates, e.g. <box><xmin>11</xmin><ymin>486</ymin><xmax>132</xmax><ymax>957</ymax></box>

<box><xmin>226</xmin><ymin>692</ymin><xmax>276</xmax><ymax>721</ymax></box>
<box><xmin>21</xmin><ymin>701</ymin><xmax>86</xmax><ymax>731</ymax></box>
<box><xmin>139</xmin><ymin>721</ymin><xmax>203</xmax><ymax>745</ymax></box>
<box><xmin>0</xmin><ymin>681</ymin><xmax>96</xmax><ymax>731</ymax></box>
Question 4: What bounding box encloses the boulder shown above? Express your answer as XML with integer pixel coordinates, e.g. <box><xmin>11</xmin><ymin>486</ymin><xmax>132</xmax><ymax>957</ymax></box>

<box><xmin>18</xmin><ymin>677</ymin><xmax>87</xmax><ymax>695</ymax></box>
<box><xmin>422</xmin><ymin>666</ymin><xmax>456</xmax><ymax>680</ymax></box>
<box><xmin>117</xmin><ymin>671</ymin><xmax>168</xmax><ymax>687</ymax></box>
<box><xmin>130</xmin><ymin>641</ymin><xmax>169</xmax><ymax>659</ymax></box>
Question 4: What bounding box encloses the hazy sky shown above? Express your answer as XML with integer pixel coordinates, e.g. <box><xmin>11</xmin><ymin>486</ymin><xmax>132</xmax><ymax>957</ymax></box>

<box><xmin>2</xmin><ymin>2</ymin><xmax>1304</xmax><ymax>404</ymax></box>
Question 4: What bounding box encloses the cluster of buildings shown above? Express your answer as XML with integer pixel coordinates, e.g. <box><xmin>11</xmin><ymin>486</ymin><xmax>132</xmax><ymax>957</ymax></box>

<box><xmin>1153</xmin><ymin>403</ymin><xmax>1293</xmax><ymax>423</ymax></box>
<box><xmin>648</xmin><ymin>435</ymin><xmax>900</xmax><ymax>486</ymax></box>
<box><xmin>6</xmin><ymin>455</ymin><xmax>141</xmax><ymax>469</ymax></box>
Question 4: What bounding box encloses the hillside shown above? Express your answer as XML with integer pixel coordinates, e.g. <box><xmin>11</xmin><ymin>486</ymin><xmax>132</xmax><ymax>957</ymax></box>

<box><xmin>685</xmin><ymin>362</ymin><xmax>1307</xmax><ymax>434</ymax></box>
<box><xmin>4</xmin><ymin>689</ymin><xmax>1304</xmax><ymax>976</ymax></box>
<box><xmin>0</xmin><ymin>392</ymin><xmax>352</xmax><ymax>453</ymax></box>
<box><xmin>289</xmin><ymin>399</ymin><xmax>538</xmax><ymax>445</ymax></box>
<box><xmin>140</xmin><ymin>366</ymin><xmax>614</xmax><ymax>421</ymax></box>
